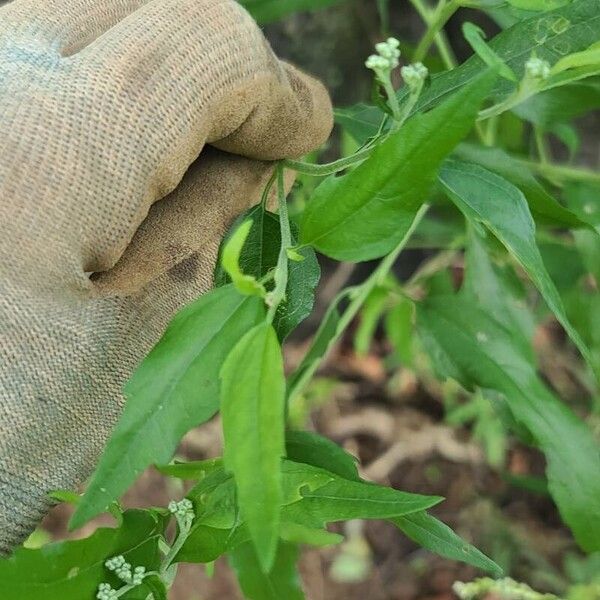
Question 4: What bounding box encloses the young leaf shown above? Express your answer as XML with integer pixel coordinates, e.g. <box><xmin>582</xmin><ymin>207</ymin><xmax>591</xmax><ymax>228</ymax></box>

<box><xmin>285</xmin><ymin>430</ymin><xmax>360</xmax><ymax>482</ymax></box>
<box><xmin>417</xmin><ymin>296</ymin><xmax>600</xmax><ymax>552</ymax></box>
<box><xmin>221</xmin><ymin>219</ymin><xmax>266</xmax><ymax>297</ymax></box>
<box><xmin>0</xmin><ymin>511</ymin><xmax>165</xmax><ymax>600</ymax></box>
<box><xmin>438</xmin><ymin>158</ymin><xmax>595</xmax><ymax>375</ymax></box>
<box><xmin>392</xmin><ymin>512</ymin><xmax>503</xmax><ymax>576</ymax></box>
<box><xmin>215</xmin><ymin>205</ymin><xmax>320</xmax><ymax>340</ymax></box>
<box><xmin>301</xmin><ymin>71</ymin><xmax>495</xmax><ymax>261</ymax></box>
<box><xmin>462</xmin><ymin>22</ymin><xmax>517</xmax><ymax>81</ymax></box>
<box><xmin>71</xmin><ymin>285</ymin><xmax>264</xmax><ymax>529</ymax></box>
<box><xmin>229</xmin><ymin>541</ymin><xmax>305</xmax><ymax>600</ymax></box>
<box><xmin>221</xmin><ymin>323</ymin><xmax>286</xmax><ymax>572</ymax></box>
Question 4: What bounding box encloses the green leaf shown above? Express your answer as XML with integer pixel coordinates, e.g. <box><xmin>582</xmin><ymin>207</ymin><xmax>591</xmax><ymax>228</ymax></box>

<box><xmin>215</xmin><ymin>206</ymin><xmax>320</xmax><ymax>340</ymax></box>
<box><xmin>334</xmin><ymin>104</ymin><xmax>387</xmax><ymax>144</ymax></box>
<box><xmin>71</xmin><ymin>285</ymin><xmax>264</xmax><ymax>529</ymax></box>
<box><xmin>140</xmin><ymin>574</ymin><xmax>167</xmax><ymax>600</ymax></box>
<box><xmin>384</xmin><ymin>298</ymin><xmax>415</xmax><ymax>366</ymax></box>
<box><xmin>392</xmin><ymin>512</ymin><xmax>503</xmax><ymax>576</ymax></box>
<box><xmin>155</xmin><ymin>457</ymin><xmax>223</xmax><ymax>480</ymax></box>
<box><xmin>221</xmin><ymin>219</ymin><xmax>266</xmax><ymax>297</ymax></box>
<box><xmin>454</xmin><ymin>144</ymin><xmax>587</xmax><ymax>227</ymax></box>
<box><xmin>0</xmin><ymin>511</ymin><xmax>165</xmax><ymax>600</ymax></box>
<box><xmin>285</xmin><ymin>430</ymin><xmax>360</xmax><ymax>482</ymax></box>
<box><xmin>301</xmin><ymin>71</ymin><xmax>495</xmax><ymax>261</ymax></box>
<box><xmin>221</xmin><ymin>323</ymin><xmax>286</xmax><ymax>571</ymax></box>
<box><xmin>507</xmin><ymin>0</ymin><xmax>569</xmax><ymax>11</ymax></box>
<box><xmin>438</xmin><ymin>158</ymin><xmax>595</xmax><ymax>375</ymax></box>
<box><xmin>513</xmin><ymin>81</ymin><xmax>600</xmax><ymax>128</ymax></box>
<box><xmin>406</xmin><ymin>0</ymin><xmax>600</xmax><ymax>113</ymax></box>
<box><xmin>462</xmin><ymin>22</ymin><xmax>517</xmax><ymax>81</ymax></box>
<box><xmin>229</xmin><ymin>541</ymin><xmax>305</xmax><ymax>600</ymax></box>
<box><xmin>283</xmin><ymin>477</ymin><xmax>442</xmax><ymax>525</ymax></box>
<box><xmin>176</xmin><ymin>524</ymin><xmax>250</xmax><ymax>563</ymax></box>
<box><xmin>552</xmin><ymin>40</ymin><xmax>600</xmax><ymax>73</ymax></box>
<box><xmin>354</xmin><ymin>286</ymin><xmax>389</xmax><ymax>355</ymax></box>
<box><xmin>239</xmin><ymin>0</ymin><xmax>346</xmax><ymax>23</ymax></box>
<box><xmin>280</xmin><ymin>522</ymin><xmax>344</xmax><ymax>547</ymax></box>
<box><xmin>417</xmin><ymin>296</ymin><xmax>600</xmax><ymax>551</ymax></box>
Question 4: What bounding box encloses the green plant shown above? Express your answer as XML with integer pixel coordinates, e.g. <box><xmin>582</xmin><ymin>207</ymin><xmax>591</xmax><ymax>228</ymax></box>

<box><xmin>3</xmin><ymin>0</ymin><xmax>600</xmax><ymax>598</ymax></box>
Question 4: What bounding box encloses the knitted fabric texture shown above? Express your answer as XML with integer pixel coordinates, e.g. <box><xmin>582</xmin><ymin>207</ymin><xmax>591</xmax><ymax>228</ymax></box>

<box><xmin>0</xmin><ymin>0</ymin><xmax>332</xmax><ymax>553</ymax></box>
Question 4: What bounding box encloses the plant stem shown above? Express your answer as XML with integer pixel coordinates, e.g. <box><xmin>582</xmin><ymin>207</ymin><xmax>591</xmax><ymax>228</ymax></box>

<box><xmin>411</xmin><ymin>0</ymin><xmax>460</xmax><ymax>66</ymax></box>
<box><xmin>266</xmin><ymin>164</ymin><xmax>292</xmax><ymax>322</ymax></box>
<box><xmin>287</xmin><ymin>204</ymin><xmax>430</xmax><ymax>404</ymax></box>
<box><xmin>516</xmin><ymin>158</ymin><xmax>600</xmax><ymax>185</ymax></box>
<box><xmin>283</xmin><ymin>145</ymin><xmax>374</xmax><ymax>176</ymax></box>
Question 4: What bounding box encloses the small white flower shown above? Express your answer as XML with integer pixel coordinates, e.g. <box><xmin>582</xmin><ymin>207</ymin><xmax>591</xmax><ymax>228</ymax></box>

<box><xmin>365</xmin><ymin>37</ymin><xmax>401</xmax><ymax>72</ymax></box>
<box><xmin>525</xmin><ymin>57</ymin><xmax>550</xmax><ymax>80</ymax></box>
<box><xmin>168</xmin><ymin>498</ymin><xmax>195</xmax><ymax>523</ymax></box>
<box><xmin>132</xmin><ymin>565</ymin><xmax>146</xmax><ymax>585</ymax></box>
<box><xmin>96</xmin><ymin>583</ymin><xmax>118</xmax><ymax>600</ymax></box>
<box><xmin>400</xmin><ymin>62</ymin><xmax>428</xmax><ymax>90</ymax></box>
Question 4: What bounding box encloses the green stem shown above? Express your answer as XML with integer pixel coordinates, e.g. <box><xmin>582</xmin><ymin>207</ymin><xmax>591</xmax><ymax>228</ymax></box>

<box><xmin>412</xmin><ymin>0</ymin><xmax>460</xmax><ymax>65</ymax></box>
<box><xmin>266</xmin><ymin>164</ymin><xmax>292</xmax><ymax>322</ymax></box>
<box><xmin>516</xmin><ymin>158</ymin><xmax>600</xmax><ymax>185</ymax></box>
<box><xmin>260</xmin><ymin>169</ymin><xmax>277</xmax><ymax>211</ymax></box>
<box><xmin>287</xmin><ymin>203</ymin><xmax>430</xmax><ymax>404</ymax></box>
<box><xmin>160</xmin><ymin>520</ymin><xmax>192</xmax><ymax>577</ymax></box>
<box><xmin>283</xmin><ymin>145</ymin><xmax>373</xmax><ymax>176</ymax></box>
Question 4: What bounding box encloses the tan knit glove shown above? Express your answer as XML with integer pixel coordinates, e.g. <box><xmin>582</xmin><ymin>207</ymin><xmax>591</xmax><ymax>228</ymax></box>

<box><xmin>0</xmin><ymin>0</ymin><xmax>332</xmax><ymax>553</ymax></box>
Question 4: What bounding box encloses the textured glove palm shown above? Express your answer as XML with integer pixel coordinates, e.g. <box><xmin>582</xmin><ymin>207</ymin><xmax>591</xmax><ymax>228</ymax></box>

<box><xmin>0</xmin><ymin>0</ymin><xmax>332</xmax><ymax>553</ymax></box>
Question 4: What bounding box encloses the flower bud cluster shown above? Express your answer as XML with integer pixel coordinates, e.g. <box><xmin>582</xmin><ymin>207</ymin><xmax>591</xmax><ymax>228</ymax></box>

<box><xmin>168</xmin><ymin>498</ymin><xmax>194</xmax><ymax>523</ymax></box>
<box><xmin>365</xmin><ymin>37</ymin><xmax>401</xmax><ymax>71</ymax></box>
<box><xmin>400</xmin><ymin>62</ymin><xmax>429</xmax><ymax>90</ymax></box>
<box><xmin>525</xmin><ymin>57</ymin><xmax>550</xmax><ymax>80</ymax></box>
<box><xmin>104</xmin><ymin>555</ymin><xmax>146</xmax><ymax>585</ymax></box>
<box><xmin>96</xmin><ymin>583</ymin><xmax>118</xmax><ymax>600</ymax></box>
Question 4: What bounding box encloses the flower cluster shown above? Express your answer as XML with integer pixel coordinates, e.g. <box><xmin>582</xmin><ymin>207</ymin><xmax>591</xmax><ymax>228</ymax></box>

<box><xmin>96</xmin><ymin>582</ymin><xmax>118</xmax><ymax>600</ymax></box>
<box><xmin>525</xmin><ymin>57</ymin><xmax>551</xmax><ymax>80</ymax></box>
<box><xmin>400</xmin><ymin>62</ymin><xmax>429</xmax><ymax>90</ymax></box>
<box><xmin>365</xmin><ymin>37</ymin><xmax>401</xmax><ymax>72</ymax></box>
<box><xmin>168</xmin><ymin>498</ymin><xmax>194</xmax><ymax>523</ymax></box>
<box><xmin>104</xmin><ymin>554</ymin><xmax>146</xmax><ymax>585</ymax></box>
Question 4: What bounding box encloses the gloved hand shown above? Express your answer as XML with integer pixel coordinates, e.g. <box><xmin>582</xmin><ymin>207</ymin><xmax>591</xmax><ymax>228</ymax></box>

<box><xmin>0</xmin><ymin>0</ymin><xmax>332</xmax><ymax>553</ymax></box>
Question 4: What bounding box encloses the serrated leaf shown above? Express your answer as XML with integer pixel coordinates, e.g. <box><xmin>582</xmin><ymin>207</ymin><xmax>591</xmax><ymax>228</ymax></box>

<box><xmin>0</xmin><ymin>511</ymin><xmax>165</xmax><ymax>600</ymax></box>
<box><xmin>285</xmin><ymin>430</ymin><xmax>360</xmax><ymax>482</ymax></box>
<box><xmin>438</xmin><ymin>158</ymin><xmax>595</xmax><ymax>375</ymax></box>
<box><xmin>71</xmin><ymin>285</ymin><xmax>264</xmax><ymax>529</ymax></box>
<box><xmin>221</xmin><ymin>323</ymin><xmax>286</xmax><ymax>571</ymax></box>
<box><xmin>300</xmin><ymin>72</ymin><xmax>495</xmax><ymax>262</ymax></box>
<box><xmin>392</xmin><ymin>512</ymin><xmax>503</xmax><ymax>576</ymax></box>
<box><xmin>417</xmin><ymin>296</ymin><xmax>600</xmax><ymax>551</ymax></box>
<box><xmin>215</xmin><ymin>205</ymin><xmax>320</xmax><ymax>340</ymax></box>
<box><xmin>229</xmin><ymin>541</ymin><xmax>305</xmax><ymax>600</ymax></box>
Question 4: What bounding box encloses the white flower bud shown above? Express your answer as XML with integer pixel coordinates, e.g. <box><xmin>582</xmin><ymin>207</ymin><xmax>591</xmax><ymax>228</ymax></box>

<box><xmin>525</xmin><ymin>57</ymin><xmax>550</xmax><ymax>80</ymax></box>
<box><xmin>365</xmin><ymin>37</ymin><xmax>401</xmax><ymax>72</ymax></box>
<box><xmin>96</xmin><ymin>583</ymin><xmax>118</xmax><ymax>600</ymax></box>
<box><xmin>400</xmin><ymin>62</ymin><xmax>429</xmax><ymax>90</ymax></box>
